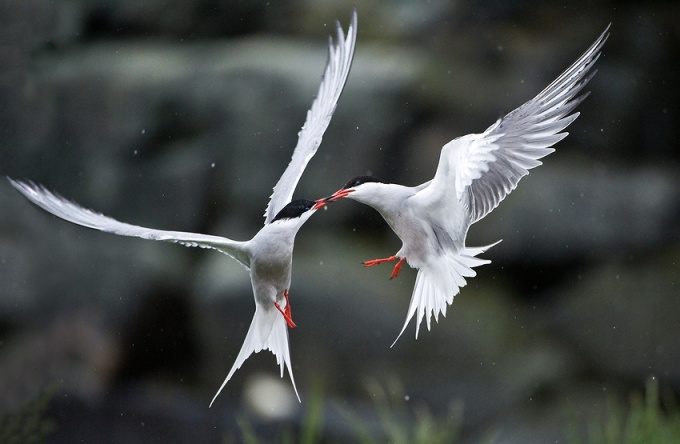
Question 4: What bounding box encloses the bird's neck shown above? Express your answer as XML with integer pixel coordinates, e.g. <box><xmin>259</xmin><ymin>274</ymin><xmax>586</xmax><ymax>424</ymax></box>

<box><xmin>351</xmin><ymin>183</ymin><xmax>411</xmax><ymax>213</ymax></box>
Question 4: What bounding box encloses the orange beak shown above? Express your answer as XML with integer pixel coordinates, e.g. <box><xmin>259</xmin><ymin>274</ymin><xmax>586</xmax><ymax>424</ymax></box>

<box><xmin>312</xmin><ymin>199</ymin><xmax>327</xmax><ymax>210</ymax></box>
<box><xmin>326</xmin><ymin>188</ymin><xmax>355</xmax><ymax>202</ymax></box>
<box><xmin>312</xmin><ymin>188</ymin><xmax>355</xmax><ymax>210</ymax></box>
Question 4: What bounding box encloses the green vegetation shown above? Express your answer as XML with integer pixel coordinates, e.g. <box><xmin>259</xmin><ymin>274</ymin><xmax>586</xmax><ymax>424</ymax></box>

<box><xmin>6</xmin><ymin>376</ymin><xmax>677</xmax><ymax>443</ymax></box>
<box><xmin>229</xmin><ymin>377</ymin><xmax>468</xmax><ymax>444</ymax></box>
<box><xmin>232</xmin><ymin>376</ymin><xmax>680</xmax><ymax>443</ymax></box>
<box><xmin>0</xmin><ymin>388</ymin><xmax>56</xmax><ymax>444</ymax></box>
<box><xmin>341</xmin><ymin>377</ymin><xmax>465</xmax><ymax>444</ymax></box>
<box><xmin>570</xmin><ymin>377</ymin><xmax>680</xmax><ymax>444</ymax></box>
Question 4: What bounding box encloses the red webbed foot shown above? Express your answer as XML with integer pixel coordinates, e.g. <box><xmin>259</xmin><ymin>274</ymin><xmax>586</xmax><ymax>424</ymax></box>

<box><xmin>274</xmin><ymin>289</ymin><xmax>297</xmax><ymax>329</ymax></box>
<box><xmin>390</xmin><ymin>257</ymin><xmax>406</xmax><ymax>280</ymax></box>
<box><xmin>362</xmin><ymin>255</ymin><xmax>406</xmax><ymax>280</ymax></box>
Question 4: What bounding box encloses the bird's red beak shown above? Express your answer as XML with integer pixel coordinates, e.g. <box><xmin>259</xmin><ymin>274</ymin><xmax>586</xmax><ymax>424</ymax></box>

<box><xmin>326</xmin><ymin>188</ymin><xmax>355</xmax><ymax>202</ymax></box>
<box><xmin>312</xmin><ymin>188</ymin><xmax>355</xmax><ymax>210</ymax></box>
<box><xmin>312</xmin><ymin>199</ymin><xmax>327</xmax><ymax>210</ymax></box>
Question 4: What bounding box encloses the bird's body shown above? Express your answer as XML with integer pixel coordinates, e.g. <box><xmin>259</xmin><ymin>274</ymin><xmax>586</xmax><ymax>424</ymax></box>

<box><xmin>8</xmin><ymin>180</ymin><xmax>320</xmax><ymax>404</ymax></box>
<box><xmin>10</xmin><ymin>8</ymin><xmax>358</xmax><ymax>406</ymax></box>
<box><xmin>332</xmin><ymin>177</ymin><xmax>497</xmax><ymax>345</ymax></box>
<box><xmin>207</xmin><ymin>200</ymin><xmax>320</xmax><ymax>405</ymax></box>
<box><xmin>328</xmin><ymin>25</ymin><xmax>609</xmax><ymax>345</ymax></box>
<box><xmin>248</xmin><ymin>219</ymin><xmax>298</xmax><ymax>305</ymax></box>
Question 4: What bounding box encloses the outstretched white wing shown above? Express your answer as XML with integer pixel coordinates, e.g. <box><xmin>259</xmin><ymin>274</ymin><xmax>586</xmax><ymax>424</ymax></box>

<box><xmin>9</xmin><ymin>178</ymin><xmax>251</xmax><ymax>269</ymax></box>
<box><xmin>430</xmin><ymin>25</ymin><xmax>609</xmax><ymax>224</ymax></box>
<box><xmin>264</xmin><ymin>7</ymin><xmax>357</xmax><ymax>224</ymax></box>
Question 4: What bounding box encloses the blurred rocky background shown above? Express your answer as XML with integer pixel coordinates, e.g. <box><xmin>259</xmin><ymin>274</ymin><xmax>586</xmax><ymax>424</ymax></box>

<box><xmin>1</xmin><ymin>0</ymin><xmax>678</xmax><ymax>442</ymax></box>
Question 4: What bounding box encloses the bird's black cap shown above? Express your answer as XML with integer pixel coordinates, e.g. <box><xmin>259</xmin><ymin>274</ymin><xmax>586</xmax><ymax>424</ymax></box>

<box><xmin>343</xmin><ymin>175</ymin><xmax>383</xmax><ymax>189</ymax></box>
<box><xmin>271</xmin><ymin>199</ymin><xmax>316</xmax><ymax>222</ymax></box>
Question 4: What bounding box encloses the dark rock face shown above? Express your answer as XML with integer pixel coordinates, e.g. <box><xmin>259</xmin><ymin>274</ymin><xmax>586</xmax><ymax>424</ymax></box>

<box><xmin>1</xmin><ymin>1</ymin><xmax>679</xmax><ymax>442</ymax></box>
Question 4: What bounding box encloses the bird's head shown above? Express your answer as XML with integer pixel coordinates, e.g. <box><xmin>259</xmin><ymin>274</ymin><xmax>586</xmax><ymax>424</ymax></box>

<box><xmin>271</xmin><ymin>198</ymin><xmax>327</xmax><ymax>225</ymax></box>
<box><xmin>321</xmin><ymin>175</ymin><xmax>385</xmax><ymax>204</ymax></box>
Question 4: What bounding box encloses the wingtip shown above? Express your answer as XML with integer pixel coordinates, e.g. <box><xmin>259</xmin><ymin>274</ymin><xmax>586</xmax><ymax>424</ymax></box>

<box><xmin>7</xmin><ymin>177</ymin><xmax>41</xmax><ymax>198</ymax></box>
<box><xmin>592</xmin><ymin>24</ymin><xmax>611</xmax><ymax>54</ymax></box>
<box><xmin>334</xmin><ymin>5</ymin><xmax>358</xmax><ymax>44</ymax></box>
<box><xmin>6</xmin><ymin>176</ymin><xmax>21</xmax><ymax>192</ymax></box>
<box><xmin>344</xmin><ymin>6</ymin><xmax>358</xmax><ymax>48</ymax></box>
<box><xmin>7</xmin><ymin>176</ymin><xmax>25</xmax><ymax>189</ymax></box>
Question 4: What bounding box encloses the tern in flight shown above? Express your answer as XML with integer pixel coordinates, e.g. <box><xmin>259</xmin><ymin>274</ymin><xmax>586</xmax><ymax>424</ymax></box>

<box><xmin>325</xmin><ymin>25</ymin><xmax>609</xmax><ymax>346</ymax></box>
<box><xmin>9</xmin><ymin>8</ymin><xmax>357</xmax><ymax>405</ymax></box>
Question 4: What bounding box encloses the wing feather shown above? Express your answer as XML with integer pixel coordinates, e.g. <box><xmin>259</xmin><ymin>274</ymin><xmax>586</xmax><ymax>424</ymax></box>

<box><xmin>264</xmin><ymin>8</ymin><xmax>357</xmax><ymax>223</ymax></box>
<box><xmin>429</xmin><ymin>25</ymin><xmax>609</xmax><ymax>223</ymax></box>
<box><xmin>9</xmin><ymin>178</ymin><xmax>251</xmax><ymax>269</ymax></box>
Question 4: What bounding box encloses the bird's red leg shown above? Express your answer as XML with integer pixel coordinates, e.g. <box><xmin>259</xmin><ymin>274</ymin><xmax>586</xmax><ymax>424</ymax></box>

<box><xmin>362</xmin><ymin>255</ymin><xmax>406</xmax><ymax>280</ymax></box>
<box><xmin>283</xmin><ymin>289</ymin><xmax>293</xmax><ymax>322</ymax></box>
<box><xmin>390</xmin><ymin>257</ymin><xmax>406</xmax><ymax>280</ymax></box>
<box><xmin>362</xmin><ymin>255</ymin><xmax>398</xmax><ymax>267</ymax></box>
<box><xmin>274</xmin><ymin>289</ymin><xmax>297</xmax><ymax>329</ymax></box>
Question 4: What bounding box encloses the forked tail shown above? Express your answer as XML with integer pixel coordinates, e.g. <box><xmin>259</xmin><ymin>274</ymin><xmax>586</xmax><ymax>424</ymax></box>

<box><xmin>209</xmin><ymin>304</ymin><xmax>299</xmax><ymax>407</ymax></box>
<box><xmin>391</xmin><ymin>240</ymin><xmax>501</xmax><ymax>347</ymax></box>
